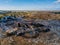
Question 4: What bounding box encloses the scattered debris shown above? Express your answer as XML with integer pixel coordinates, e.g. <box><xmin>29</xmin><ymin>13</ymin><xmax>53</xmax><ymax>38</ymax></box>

<box><xmin>0</xmin><ymin>16</ymin><xmax>50</xmax><ymax>38</ymax></box>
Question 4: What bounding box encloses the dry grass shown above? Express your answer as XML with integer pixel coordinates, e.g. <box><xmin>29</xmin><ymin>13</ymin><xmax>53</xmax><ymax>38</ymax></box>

<box><xmin>0</xmin><ymin>36</ymin><xmax>46</xmax><ymax>45</ymax></box>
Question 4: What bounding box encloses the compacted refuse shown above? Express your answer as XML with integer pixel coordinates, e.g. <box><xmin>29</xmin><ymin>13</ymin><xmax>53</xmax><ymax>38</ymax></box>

<box><xmin>0</xmin><ymin>16</ymin><xmax>50</xmax><ymax>38</ymax></box>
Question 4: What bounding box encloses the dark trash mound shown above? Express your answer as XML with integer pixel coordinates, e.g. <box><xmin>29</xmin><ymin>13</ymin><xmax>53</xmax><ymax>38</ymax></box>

<box><xmin>0</xmin><ymin>16</ymin><xmax>50</xmax><ymax>38</ymax></box>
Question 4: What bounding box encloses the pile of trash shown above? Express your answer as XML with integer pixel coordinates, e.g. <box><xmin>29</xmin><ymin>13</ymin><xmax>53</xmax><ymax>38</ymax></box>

<box><xmin>0</xmin><ymin>16</ymin><xmax>50</xmax><ymax>38</ymax></box>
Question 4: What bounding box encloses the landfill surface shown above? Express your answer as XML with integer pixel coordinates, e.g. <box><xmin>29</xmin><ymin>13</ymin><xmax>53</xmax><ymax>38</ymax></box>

<box><xmin>0</xmin><ymin>16</ymin><xmax>60</xmax><ymax>45</ymax></box>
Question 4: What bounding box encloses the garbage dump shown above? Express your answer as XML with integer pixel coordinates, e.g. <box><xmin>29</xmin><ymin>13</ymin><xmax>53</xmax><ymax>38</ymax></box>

<box><xmin>1</xmin><ymin>16</ymin><xmax>60</xmax><ymax>45</ymax></box>
<box><xmin>0</xmin><ymin>16</ymin><xmax>50</xmax><ymax>38</ymax></box>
